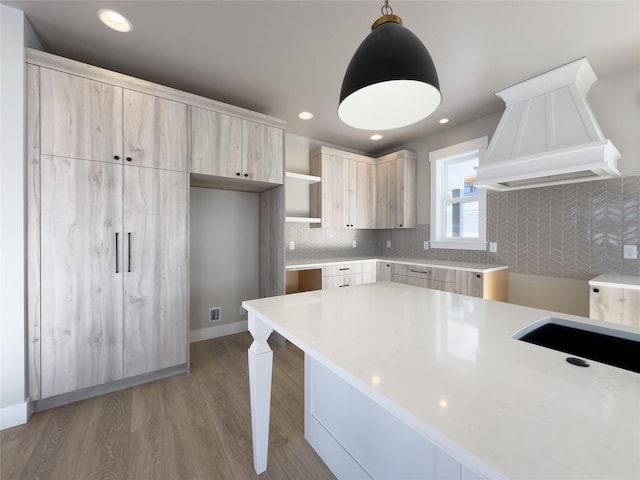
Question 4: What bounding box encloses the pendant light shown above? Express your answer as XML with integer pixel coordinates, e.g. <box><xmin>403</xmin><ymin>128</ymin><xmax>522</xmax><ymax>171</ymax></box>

<box><xmin>338</xmin><ymin>1</ymin><xmax>441</xmax><ymax>131</ymax></box>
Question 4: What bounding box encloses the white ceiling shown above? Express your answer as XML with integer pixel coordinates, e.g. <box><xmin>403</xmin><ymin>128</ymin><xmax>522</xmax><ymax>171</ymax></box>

<box><xmin>4</xmin><ymin>0</ymin><xmax>640</xmax><ymax>155</ymax></box>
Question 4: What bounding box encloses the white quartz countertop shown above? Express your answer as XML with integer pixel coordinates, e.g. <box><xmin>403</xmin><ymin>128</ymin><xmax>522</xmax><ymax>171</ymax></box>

<box><xmin>589</xmin><ymin>273</ymin><xmax>640</xmax><ymax>290</ymax></box>
<box><xmin>286</xmin><ymin>257</ymin><xmax>508</xmax><ymax>273</ymax></box>
<box><xmin>243</xmin><ymin>282</ymin><xmax>640</xmax><ymax>479</ymax></box>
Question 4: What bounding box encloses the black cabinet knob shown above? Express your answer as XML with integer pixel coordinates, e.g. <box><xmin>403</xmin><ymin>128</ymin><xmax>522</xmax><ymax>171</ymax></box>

<box><xmin>113</xmin><ymin>155</ymin><xmax>120</xmax><ymax>160</ymax></box>
<box><xmin>476</xmin><ymin>274</ymin><xmax>481</xmax><ymax>278</ymax></box>
<box><xmin>593</xmin><ymin>288</ymin><xmax>600</xmax><ymax>293</ymax></box>
<box><xmin>126</xmin><ymin>157</ymin><xmax>132</xmax><ymax>162</ymax></box>
<box><xmin>399</xmin><ymin>224</ymin><xmax>403</xmax><ymax>227</ymax></box>
<box><xmin>236</xmin><ymin>172</ymin><xmax>241</xmax><ymax>176</ymax></box>
<box><xmin>244</xmin><ymin>173</ymin><xmax>249</xmax><ymax>178</ymax></box>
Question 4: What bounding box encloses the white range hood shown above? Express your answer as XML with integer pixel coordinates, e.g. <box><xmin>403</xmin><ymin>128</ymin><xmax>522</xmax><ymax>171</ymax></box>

<box><xmin>476</xmin><ymin>58</ymin><xmax>620</xmax><ymax>191</ymax></box>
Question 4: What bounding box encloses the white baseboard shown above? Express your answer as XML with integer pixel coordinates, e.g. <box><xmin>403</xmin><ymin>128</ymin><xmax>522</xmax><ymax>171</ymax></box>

<box><xmin>0</xmin><ymin>400</ymin><xmax>30</xmax><ymax>430</ymax></box>
<box><xmin>190</xmin><ymin>320</ymin><xmax>248</xmax><ymax>343</ymax></box>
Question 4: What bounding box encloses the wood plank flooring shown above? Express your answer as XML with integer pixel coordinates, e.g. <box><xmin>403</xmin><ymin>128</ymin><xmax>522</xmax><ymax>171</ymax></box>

<box><xmin>0</xmin><ymin>333</ymin><xmax>336</xmax><ymax>480</ymax></box>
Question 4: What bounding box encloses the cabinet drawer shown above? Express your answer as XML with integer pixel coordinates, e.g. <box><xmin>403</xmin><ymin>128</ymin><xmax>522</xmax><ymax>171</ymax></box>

<box><xmin>391</xmin><ymin>274</ymin><xmax>454</xmax><ymax>292</ymax></box>
<box><xmin>323</xmin><ymin>273</ymin><xmax>363</xmax><ymax>290</ymax></box>
<box><xmin>390</xmin><ymin>263</ymin><xmax>454</xmax><ymax>282</ymax></box>
<box><xmin>323</xmin><ymin>262</ymin><xmax>363</xmax><ymax>277</ymax></box>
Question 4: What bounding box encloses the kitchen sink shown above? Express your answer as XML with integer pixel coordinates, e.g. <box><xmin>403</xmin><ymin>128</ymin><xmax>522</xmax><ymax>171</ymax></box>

<box><xmin>514</xmin><ymin>317</ymin><xmax>640</xmax><ymax>373</ymax></box>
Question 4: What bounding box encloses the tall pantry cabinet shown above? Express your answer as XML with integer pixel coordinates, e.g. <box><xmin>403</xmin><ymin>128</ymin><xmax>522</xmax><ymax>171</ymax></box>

<box><xmin>28</xmin><ymin>56</ymin><xmax>189</xmax><ymax>403</ymax></box>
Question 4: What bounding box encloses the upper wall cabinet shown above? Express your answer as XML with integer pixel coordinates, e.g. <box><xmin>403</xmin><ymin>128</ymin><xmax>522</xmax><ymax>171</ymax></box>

<box><xmin>191</xmin><ymin>106</ymin><xmax>284</xmax><ymax>185</ymax></box>
<box><xmin>40</xmin><ymin>68</ymin><xmax>188</xmax><ymax>172</ymax></box>
<box><xmin>376</xmin><ymin>150</ymin><xmax>417</xmax><ymax>229</ymax></box>
<box><xmin>309</xmin><ymin>146</ymin><xmax>415</xmax><ymax>229</ymax></box>
<box><xmin>310</xmin><ymin>147</ymin><xmax>376</xmax><ymax>229</ymax></box>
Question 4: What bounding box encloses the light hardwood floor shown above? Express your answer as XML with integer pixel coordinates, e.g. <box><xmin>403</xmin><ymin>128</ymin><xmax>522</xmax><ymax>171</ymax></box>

<box><xmin>1</xmin><ymin>333</ymin><xmax>336</xmax><ymax>480</ymax></box>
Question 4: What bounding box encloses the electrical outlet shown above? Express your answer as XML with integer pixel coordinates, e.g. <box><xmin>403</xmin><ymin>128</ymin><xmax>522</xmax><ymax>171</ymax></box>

<box><xmin>352</xmin><ymin>240</ymin><xmax>357</xmax><ymax>248</ymax></box>
<box><xmin>289</xmin><ymin>241</ymin><xmax>295</xmax><ymax>251</ymax></box>
<box><xmin>489</xmin><ymin>242</ymin><xmax>498</xmax><ymax>253</ymax></box>
<box><xmin>209</xmin><ymin>306</ymin><xmax>221</xmax><ymax>323</ymax></box>
<box><xmin>386</xmin><ymin>240</ymin><xmax>391</xmax><ymax>248</ymax></box>
<box><xmin>623</xmin><ymin>244</ymin><xmax>638</xmax><ymax>259</ymax></box>
<box><xmin>423</xmin><ymin>241</ymin><xmax>429</xmax><ymax>250</ymax></box>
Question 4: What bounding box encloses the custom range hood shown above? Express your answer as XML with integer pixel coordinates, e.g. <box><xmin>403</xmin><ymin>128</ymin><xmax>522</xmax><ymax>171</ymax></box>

<box><xmin>476</xmin><ymin>58</ymin><xmax>620</xmax><ymax>191</ymax></box>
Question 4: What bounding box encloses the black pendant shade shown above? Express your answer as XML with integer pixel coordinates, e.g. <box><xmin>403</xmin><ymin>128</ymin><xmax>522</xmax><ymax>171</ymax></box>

<box><xmin>338</xmin><ymin>11</ymin><xmax>441</xmax><ymax>131</ymax></box>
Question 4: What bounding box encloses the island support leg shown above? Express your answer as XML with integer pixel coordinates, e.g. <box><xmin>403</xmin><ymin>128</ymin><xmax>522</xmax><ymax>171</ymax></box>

<box><xmin>247</xmin><ymin>313</ymin><xmax>273</xmax><ymax>474</ymax></box>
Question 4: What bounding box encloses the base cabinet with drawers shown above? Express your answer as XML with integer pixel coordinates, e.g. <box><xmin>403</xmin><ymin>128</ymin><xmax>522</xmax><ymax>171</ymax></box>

<box><xmin>389</xmin><ymin>262</ymin><xmax>508</xmax><ymax>301</ymax></box>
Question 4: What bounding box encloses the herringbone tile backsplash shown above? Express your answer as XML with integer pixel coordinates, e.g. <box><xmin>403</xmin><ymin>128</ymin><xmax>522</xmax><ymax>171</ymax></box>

<box><xmin>286</xmin><ymin>176</ymin><xmax>640</xmax><ymax>279</ymax></box>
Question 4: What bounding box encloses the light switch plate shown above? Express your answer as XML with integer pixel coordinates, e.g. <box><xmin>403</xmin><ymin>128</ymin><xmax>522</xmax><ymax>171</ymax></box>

<box><xmin>423</xmin><ymin>241</ymin><xmax>429</xmax><ymax>250</ymax></box>
<box><xmin>489</xmin><ymin>242</ymin><xmax>498</xmax><ymax>253</ymax></box>
<box><xmin>623</xmin><ymin>244</ymin><xmax>638</xmax><ymax>259</ymax></box>
<box><xmin>386</xmin><ymin>240</ymin><xmax>391</xmax><ymax>248</ymax></box>
<box><xmin>352</xmin><ymin>240</ymin><xmax>357</xmax><ymax>248</ymax></box>
<box><xmin>289</xmin><ymin>241</ymin><xmax>295</xmax><ymax>251</ymax></box>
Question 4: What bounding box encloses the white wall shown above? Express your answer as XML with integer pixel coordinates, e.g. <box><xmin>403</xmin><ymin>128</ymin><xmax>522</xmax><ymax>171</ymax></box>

<box><xmin>0</xmin><ymin>5</ymin><xmax>35</xmax><ymax>430</ymax></box>
<box><xmin>189</xmin><ymin>187</ymin><xmax>260</xmax><ymax>342</ymax></box>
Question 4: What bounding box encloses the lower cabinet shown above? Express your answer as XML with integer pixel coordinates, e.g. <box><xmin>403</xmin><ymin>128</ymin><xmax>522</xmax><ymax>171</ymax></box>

<box><xmin>389</xmin><ymin>263</ymin><xmax>508</xmax><ymax>301</ymax></box>
<box><xmin>305</xmin><ymin>355</ymin><xmax>482</xmax><ymax>480</ymax></box>
<box><xmin>37</xmin><ymin>155</ymin><xmax>188</xmax><ymax>399</ymax></box>
<box><xmin>589</xmin><ymin>277</ymin><xmax>640</xmax><ymax>328</ymax></box>
<box><xmin>322</xmin><ymin>261</ymin><xmax>377</xmax><ymax>289</ymax></box>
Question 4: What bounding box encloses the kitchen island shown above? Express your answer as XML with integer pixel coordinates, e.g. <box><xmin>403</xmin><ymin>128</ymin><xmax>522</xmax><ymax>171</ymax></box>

<box><xmin>242</xmin><ymin>282</ymin><xmax>639</xmax><ymax>479</ymax></box>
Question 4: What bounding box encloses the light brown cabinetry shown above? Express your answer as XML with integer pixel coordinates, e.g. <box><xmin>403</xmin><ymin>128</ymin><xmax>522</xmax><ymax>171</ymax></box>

<box><xmin>589</xmin><ymin>276</ymin><xmax>640</xmax><ymax>328</ymax></box>
<box><xmin>389</xmin><ymin>262</ymin><xmax>508</xmax><ymax>301</ymax></box>
<box><xmin>30</xmin><ymin>63</ymin><xmax>189</xmax><ymax>402</ymax></box>
<box><xmin>41</xmin><ymin>68</ymin><xmax>188</xmax><ymax>171</ymax></box>
<box><xmin>40</xmin><ymin>155</ymin><xmax>124</xmax><ymax>398</ymax></box>
<box><xmin>309</xmin><ymin>146</ymin><xmax>415</xmax><ymax>229</ymax></box>
<box><xmin>310</xmin><ymin>148</ymin><xmax>376</xmax><ymax>229</ymax></box>
<box><xmin>191</xmin><ymin>106</ymin><xmax>284</xmax><ymax>184</ymax></box>
<box><xmin>376</xmin><ymin>151</ymin><xmax>417</xmax><ymax>229</ymax></box>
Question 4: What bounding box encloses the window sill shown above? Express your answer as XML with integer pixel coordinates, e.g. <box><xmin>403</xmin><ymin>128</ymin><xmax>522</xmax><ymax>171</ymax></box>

<box><xmin>429</xmin><ymin>240</ymin><xmax>487</xmax><ymax>251</ymax></box>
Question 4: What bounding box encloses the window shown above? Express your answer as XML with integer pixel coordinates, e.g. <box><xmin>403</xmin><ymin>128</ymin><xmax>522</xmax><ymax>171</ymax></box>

<box><xmin>429</xmin><ymin>137</ymin><xmax>488</xmax><ymax>250</ymax></box>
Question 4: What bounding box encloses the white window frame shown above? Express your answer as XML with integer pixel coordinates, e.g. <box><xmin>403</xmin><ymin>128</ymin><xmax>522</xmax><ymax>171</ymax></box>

<box><xmin>429</xmin><ymin>136</ymin><xmax>488</xmax><ymax>251</ymax></box>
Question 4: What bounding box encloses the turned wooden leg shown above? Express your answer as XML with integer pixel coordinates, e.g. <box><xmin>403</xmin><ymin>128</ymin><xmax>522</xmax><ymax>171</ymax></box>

<box><xmin>247</xmin><ymin>312</ymin><xmax>273</xmax><ymax>474</ymax></box>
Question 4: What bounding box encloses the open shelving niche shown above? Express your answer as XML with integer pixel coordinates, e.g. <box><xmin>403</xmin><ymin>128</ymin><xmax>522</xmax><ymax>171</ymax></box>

<box><xmin>285</xmin><ymin>171</ymin><xmax>321</xmax><ymax>223</ymax></box>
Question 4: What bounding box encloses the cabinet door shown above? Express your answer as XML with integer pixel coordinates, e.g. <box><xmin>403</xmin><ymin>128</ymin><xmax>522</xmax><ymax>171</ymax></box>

<box><xmin>242</xmin><ymin>120</ymin><xmax>284</xmax><ymax>184</ymax></box>
<box><xmin>40</xmin><ymin>155</ymin><xmax>124</xmax><ymax>398</ymax></box>
<box><xmin>454</xmin><ymin>271</ymin><xmax>484</xmax><ymax>298</ymax></box>
<box><xmin>376</xmin><ymin>160</ymin><xmax>394</xmax><ymax>228</ymax></box>
<box><xmin>123</xmin><ymin>90</ymin><xmax>188</xmax><ymax>171</ymax></box>
<box><xmin>40</xmin><ymin>68</ymin><xmax>122</xmax><ymax>162</ymax></box>
<box><xmin>323</xmin><ymin>273</ymin><xmax>363</xmax><ymax>289</ymax></box>
<box><xmin>191</xmin><ymin>107</ymin><xmax>242</xmax><ymax>177</ymax></box>
<box><xmin>590</xmin><ymin>286</ymin><xmax>640</xmax><ymax>327</ymax></box>
<box><xmin>351</xmin><ymin>160</ymin><xmax>376</xmax><ymax>228</ymax></box>
<box><xmin>376</xmin><ymin>262</ymin><xmax>392</xmax><ymax>282</ymax></box>
<box><xmin>394</xmin><ymin>156</ymin><xmax>417</xmax><ymax>228</ymax></box>
<box><xmin>123</xmin><ymin>166</ymin><xmax>188</xmax><ymax>377</ymax></box>
<box><xmin>321</xmin><ymin>154</ymin><xmax>351</xmax><ymax>228</ymax></box>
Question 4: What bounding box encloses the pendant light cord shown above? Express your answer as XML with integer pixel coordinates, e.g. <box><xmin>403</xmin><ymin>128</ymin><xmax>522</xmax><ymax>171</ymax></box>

<box><xmin>381</xmin><ymin>0</ymin><xmax>393</xmax><ymax>16</ymax></box>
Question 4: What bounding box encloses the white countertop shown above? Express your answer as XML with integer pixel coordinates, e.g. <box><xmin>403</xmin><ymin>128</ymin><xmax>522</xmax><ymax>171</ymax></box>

<box><xmin>243</xmin><ymin>282</ymin><xmax>640</xmax><ymax>479</ymax></box>
<box><xmin>286</xmin><ymin>256</ymin><xmax>508</xmax><ymax>273</ymax></box>
<box><xmin>590</xmin><ymin>273</ymin><xmax>640</xmax><ymax>290</ymax></box>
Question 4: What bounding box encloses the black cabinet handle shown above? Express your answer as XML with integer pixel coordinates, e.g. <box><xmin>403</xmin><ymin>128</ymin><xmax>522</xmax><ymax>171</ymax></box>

<box><xmin>338</xmin><ymin>268</ymin><xmax>350</xmax><ymax>271</ymax></box>
<box><xmin>115</xmin><ymin>233</ymin><xmax>119</xmax><ymax>273</ymax></box>
<box><xmin>593</xmin><ymin>288</ymin><xmax>599</xmax><ymax>293</ymax></box>
<box><xmin>410</xmin><ymin>269</ymin><xmax>429</xmax><ymax>275</ymax></box>
<box><xmin>127</xmin><ymin>233</ymin><xmax>132</xmax><ymax>272</ymax></box>
<box><xmin>113</xmin><ymin>155</ymin><xmax>120</xmax><ymax>160</ymax></box>
<box><xmin>339</xmin><ymin>284</ymin><xmax>350</xmax><ymax>288</ymax></box>
<box><xmin>126</xmin><ymin>156</ymin><xmax>132</xmax><ymax>162</ymax></box>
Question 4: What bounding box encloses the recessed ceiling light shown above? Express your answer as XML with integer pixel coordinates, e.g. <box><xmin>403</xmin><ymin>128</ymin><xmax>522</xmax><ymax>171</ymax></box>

<box><xmin>439</xmin><ymin>118</ymin><xmax>449</xmax><ymax>124</ymax></box>
<box><xmin>97</xmin><ymin>9</ymin><xmax>132</xmax><ymax>32</ymax></box>
<box><xmin>298</xmin><ymin>111</ymin><xmax>314</xmax><ymax>120</ymax></box>
<box><xmin>370</xmin><ymin>134</ymin><xmax>383</xmax><ymax>141</ymax></box>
